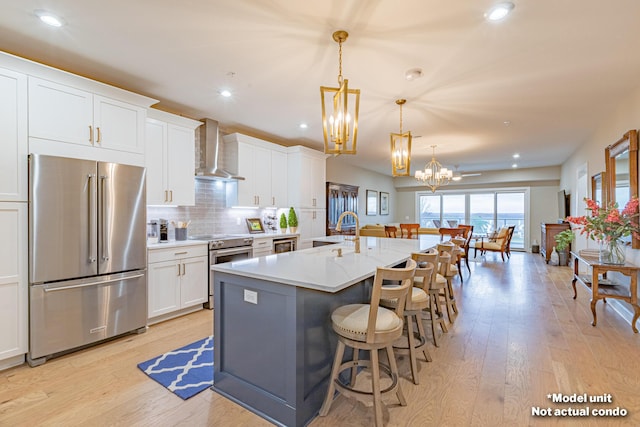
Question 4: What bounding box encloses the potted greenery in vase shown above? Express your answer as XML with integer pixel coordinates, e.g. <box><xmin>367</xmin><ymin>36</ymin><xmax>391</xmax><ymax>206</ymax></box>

<box><xmin>279</xmin><ymin>213</ymin><xmax>288</xmax><ymax>233</ymax></box>
<box><xmin>288</xmin><ymin>207</ymin><xmax>298</xmax><ymax>234</ymax></box>
<box><xmin>554</xmin><ymin>229</ymin><xmax>575</xmax><ymax>266</ymax></box>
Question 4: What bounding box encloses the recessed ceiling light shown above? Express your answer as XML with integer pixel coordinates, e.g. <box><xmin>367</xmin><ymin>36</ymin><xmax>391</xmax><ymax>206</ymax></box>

<box><xmin>503</xmin><ymin>120</ymin><xmax>511</xmax><ymax>127</ymax></box>
<box><xmin>34</xmin><ymin>10</ymin><xmax>65</xmax><ymax>27</ymax></box>
<box><xmin>485</xmin><ymin>2</ymin><xmax>515</xmax><ymax>22</ymax></box>
<box><xmin>513</xmin><ymin>153</ymin><xmax>520</xmax><ymax>158</ymax></box>
<box><xmin>299</xmin><ymin>123</ymin><xmax>308</xmax><ymax>129</ymax></box>
<box><xmin>404</xmin><ymin>68</ymin><xmax>423</xmax><ymax>81</ymax></box>
<box><xmin>512</xmin><ymin>163</ymin><xmax>518</xmax><ymax>168</ymax></box>
<box><xmin>220</xmin><ymin>90</ymin><xmax>232</xmax><ymax>98</ymax></box>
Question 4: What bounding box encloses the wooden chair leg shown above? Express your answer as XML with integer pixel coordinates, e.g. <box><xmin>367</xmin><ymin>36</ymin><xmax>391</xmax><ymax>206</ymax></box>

<box><xmin>385</xmin><ymin>345</ymin><xmax>407</xmax><ymax>406</ymax></box>
<box><xmin>406</xmin><ymin>315</ymin><xmax>419</xmax><ymax>385</ymax></box>
<box><xmin>414</xmin><ymin>314</ymin><xmax>432</xmax><ymax>362</ymax></box>
<box><xmin>319</xmin><ymin>340</ymin><xmax>345</xmax><ymax>416</ymax></box>
<box><xmin>350</xmin><ymin>349</ymin><xmax>359</xmax><ymax>386</ymax></box>
<box><xmin>370</xmin><ymin>349</ymin><xmax>383</xmax><ymax>427</ymax></box>
<box><xmin>447</xmin><ymin>278</ymin><xmax>458</xmax><ymax>315</ymax></box>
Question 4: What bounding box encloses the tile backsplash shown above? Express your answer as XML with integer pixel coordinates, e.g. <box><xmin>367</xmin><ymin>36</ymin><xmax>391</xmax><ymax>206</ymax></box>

<box><xmin>146</xmin><ymin>126</ymin><xmax>290</xmax><ymax>239</ymax></box>
<box><xmin>146</xmin><ymin>180</ymin><xmax>288</xmax><ymax>238</ymax></box>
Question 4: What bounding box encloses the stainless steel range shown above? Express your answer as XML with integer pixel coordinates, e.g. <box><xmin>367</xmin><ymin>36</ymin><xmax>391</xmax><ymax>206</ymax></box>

<box><xmin>189</xmin><ymin>234</ymin><xmax>254</xmax><ymax>309</ymax></box>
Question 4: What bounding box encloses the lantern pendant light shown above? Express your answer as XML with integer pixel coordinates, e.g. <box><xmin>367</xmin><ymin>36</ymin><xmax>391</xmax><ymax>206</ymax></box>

<box><xmin>390</xmin><ymin>99</ymin><xmax>412</xmax><ymax>176</ymax></box>
<box><xmin>320</xmin><ymin>30</ymin><xmax>360</xmax><ymax>155</ymax></box>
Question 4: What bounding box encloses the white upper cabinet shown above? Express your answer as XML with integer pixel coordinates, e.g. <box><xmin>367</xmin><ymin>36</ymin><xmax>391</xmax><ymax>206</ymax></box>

<box><xmin>224</xmin><ymin>133</ymin><xmax>288</xmax><ymax>208</ymax></box>
<box><xmin>18</xmin><ymin>58</ymin><xmax>156</xmax><ymax>167</ymax></box>
<box><xmin>28</xmin><ymin>77</ymin><xmax>94</xmax><ymax>145</ymax></box>
<box><xmin>0</xmin><ymin>67</ymin><xmax>27</xmax><ymax>202</ymax></box>
<box><xmin>145</xmin><ymin>109</ymin><xmax>201</xmax><ymax>206</ymax></box>
<box><xmin>287</xmin><ymin>146</ymin><xmax>326</xmax><ymax>209</ymax></box>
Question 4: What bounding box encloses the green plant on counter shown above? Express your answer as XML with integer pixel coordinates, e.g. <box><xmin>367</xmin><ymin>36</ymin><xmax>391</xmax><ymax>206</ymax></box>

<box><xmin>279</xmin><ymin>213</ymin><xmax>288</xmax><ymax>229</ymax></box>
<box><xmin>288</xmin><ymin>207</ymin><xmax>298</xmax><ymax>227</ymax></box>
<box><xmin>555</xmin><ymin>229</ymin><xmax>575</xmax><ymax>252</ymax></box>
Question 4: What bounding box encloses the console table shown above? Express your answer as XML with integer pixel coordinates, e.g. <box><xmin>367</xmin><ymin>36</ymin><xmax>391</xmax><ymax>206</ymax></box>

<box><xmin>571</xmin><ymin>251</ymin><xmax>640</xmax><ymax>333</ymax></box>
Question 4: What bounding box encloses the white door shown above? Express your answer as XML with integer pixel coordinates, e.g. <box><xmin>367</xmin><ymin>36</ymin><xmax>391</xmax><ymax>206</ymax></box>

<box><xmin>253</xmin><ymin>144</ymin><xmax>271</xmax><ymax>207</ymax></box>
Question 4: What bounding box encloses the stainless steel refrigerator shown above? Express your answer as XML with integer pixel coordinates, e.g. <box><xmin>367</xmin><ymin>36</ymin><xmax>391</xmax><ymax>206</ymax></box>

<box><xmin>28</xmin><ymin>154</ymin><xmax>147</xmax><ymax>366</ymax></box>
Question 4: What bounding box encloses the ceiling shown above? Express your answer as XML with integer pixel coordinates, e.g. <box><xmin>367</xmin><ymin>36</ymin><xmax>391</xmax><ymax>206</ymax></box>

<box><xmin>2</xmin><ymin>1</ymin><xmax>640</xmax><ymax>177</ymax></box>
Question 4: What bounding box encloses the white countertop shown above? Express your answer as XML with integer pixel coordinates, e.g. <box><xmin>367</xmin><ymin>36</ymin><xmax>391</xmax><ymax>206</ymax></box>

<box><xmin>147</xmin><ymin>239</ymin><xmax>208</xmax><ymax>250</ymax></box>
<box><xmin>211</xmin><ymin>235</ymin><xmax>441</xmax><ymax>293</ymax></box>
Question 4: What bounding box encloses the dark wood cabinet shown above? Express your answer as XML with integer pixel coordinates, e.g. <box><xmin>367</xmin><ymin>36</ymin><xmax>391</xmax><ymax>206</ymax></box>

<box><xmin>326</xmin><ymin>182</ymin><xmax>359</xmax><ymax>236</ymax></box>
<box><xmin>541</xmin><ymin>222</ymin><xmax>571</xmax><ymax>264</ymax></box>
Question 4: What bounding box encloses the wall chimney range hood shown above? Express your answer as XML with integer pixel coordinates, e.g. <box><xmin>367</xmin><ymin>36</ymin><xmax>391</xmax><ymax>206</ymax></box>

<box><xmin>195</xmin><ymin>118</ymin><xmax>244</xmax><ymax>180</ymax></box>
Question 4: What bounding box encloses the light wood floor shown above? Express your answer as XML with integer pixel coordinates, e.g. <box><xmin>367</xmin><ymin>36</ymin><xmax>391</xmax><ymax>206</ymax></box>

<box><xmin>2</xmin><ymin>252</ymin><xmax>640</xmax><ymax>426</ymax></box>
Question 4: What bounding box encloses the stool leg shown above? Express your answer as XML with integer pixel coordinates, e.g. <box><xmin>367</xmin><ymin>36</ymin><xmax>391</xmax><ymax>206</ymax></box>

<box><xmin>448</xmin><ymin>278</ymin><xmax>459</xmax><ymax>314</ymax></box>
<box><xmin>385</xmin><ymin>345</ymin><xmax>407</xmax><ymax>406</ymax></box>
<box><xmin>370</xmin><ymin>348</ymin><xmax>383</xmax><ymax>427</ymax></box>
<box><xmin>350</xmin><ymin>349</ymin><xmax>359</xmax><ymax>387</ymax></box>
<box><xmin>431</xmin><ymin>291</ymin><xmax>448</xmax><ymax>334</ymax></box>
<box><xmin>319</xmin><ymin>340</ymin><xmax>345</xmax><ymax>417</ymax></box>
<box><xmin>406</xmin><ymin>315</ymin><xmax>420</xmax><ymax>385</ymax></box>
<box><xmin>415</xmin><ymin>314</ymin><xmax>432</xmax><ymax>362</ymax></box>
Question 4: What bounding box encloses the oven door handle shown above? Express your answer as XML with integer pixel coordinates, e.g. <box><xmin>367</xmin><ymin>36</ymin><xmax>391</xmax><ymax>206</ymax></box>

<box><xmin>213</xmin><ymin>247</ymin><xmax>253</xmax><ymax>257</ymax></box>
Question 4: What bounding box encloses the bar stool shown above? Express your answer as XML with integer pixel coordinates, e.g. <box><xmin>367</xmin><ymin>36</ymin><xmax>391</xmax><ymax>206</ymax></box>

<box><xmin>319</xmin><ymin>259</ymin><xmax>417</xmax><ymax>427</ymax></box>
<box><xmin>436</xmin><ymin>243</ymin><xmax>458</xmax><ymax>322</ymax></box>
<box><xmin>419</xmin><ymin>251</ymin><xmax>449</xmax><ymax>346</ymax></box>
<box><xmin>380</xmin><ymin>255</ymin><xmax>433</xmax><ymax>384</ymax></box>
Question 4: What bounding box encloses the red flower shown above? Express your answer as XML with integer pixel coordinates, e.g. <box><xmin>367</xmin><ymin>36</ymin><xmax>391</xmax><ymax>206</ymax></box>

<box><xmin>566</xmin><ymin>197</ymin><xmax>640</xmax><ymax>243</ymax></box>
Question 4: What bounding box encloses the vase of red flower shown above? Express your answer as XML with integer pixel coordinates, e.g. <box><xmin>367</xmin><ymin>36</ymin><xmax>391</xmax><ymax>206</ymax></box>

<box><xmin>566</xmin><ymin>197</ymin><xmax>640</xmax><ymax>265</ymax></box>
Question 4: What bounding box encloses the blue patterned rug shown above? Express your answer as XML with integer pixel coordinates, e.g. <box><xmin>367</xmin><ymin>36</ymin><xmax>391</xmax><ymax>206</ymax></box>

<box><xmin>137</xmin><ymin>336</ymin><xmax>213</xmax><ymax>400</ymax></box>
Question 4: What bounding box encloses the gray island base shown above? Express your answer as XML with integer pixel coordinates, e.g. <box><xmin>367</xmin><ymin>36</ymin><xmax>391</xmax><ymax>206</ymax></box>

<box><xmin>212</xmin><ymin>235</ymin><xmax>440</xmax><ymax>426</ymax></box>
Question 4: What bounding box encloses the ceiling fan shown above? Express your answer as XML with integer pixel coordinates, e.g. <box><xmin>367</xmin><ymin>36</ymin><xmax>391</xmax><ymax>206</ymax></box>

<box><xmin>452</xmin><ymin>165</ymin><xmax>482</xmax><ymax>181</ymax></box>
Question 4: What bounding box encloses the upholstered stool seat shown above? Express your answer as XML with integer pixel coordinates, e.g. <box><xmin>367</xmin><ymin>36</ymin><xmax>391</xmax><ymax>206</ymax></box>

<box><xmin>320</xmin><ymin>259</ymin><xmax>417</xmax><ymax>427</ymax></box>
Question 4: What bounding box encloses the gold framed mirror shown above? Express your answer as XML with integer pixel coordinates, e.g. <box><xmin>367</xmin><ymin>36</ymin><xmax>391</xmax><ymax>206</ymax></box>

<box><xmin>605</xmin><ymin>129</ymin><xmax>638</xmax><ymax>248</ymax></box>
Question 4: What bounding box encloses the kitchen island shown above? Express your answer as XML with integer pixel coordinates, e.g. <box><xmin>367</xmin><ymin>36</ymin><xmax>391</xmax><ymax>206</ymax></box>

<box><xmin>211</xmin><ymin>234</ymin><xmax>440</xmax><ymax>427</ymax></box>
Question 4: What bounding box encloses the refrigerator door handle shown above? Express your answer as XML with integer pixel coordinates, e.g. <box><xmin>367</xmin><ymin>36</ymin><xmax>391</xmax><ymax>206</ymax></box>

<box><xmin>88</xmin><ymin>173</ymin><xmax>97</xmax><ymax>263</ymax></box>
<box><xmin>100</xmin><ymin>175</ymin><xmax>110</xmax><ymax>262</ymax></box>
<box><xmin>42</xmin><ymin>272</ymin><xmax>145</xmax><ymax>292</ymax></box>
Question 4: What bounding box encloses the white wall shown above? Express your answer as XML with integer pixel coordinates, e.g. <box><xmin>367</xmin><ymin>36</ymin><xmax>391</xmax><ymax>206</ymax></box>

<box><xmin>326</xmin><ymin>157</ymin><xmax>397</xmax><ymax>225</ymax></box>
<box><xmin>560</xmin><ymin>84</ymin><xmax>640</xmax><ymax>263</ymax></box>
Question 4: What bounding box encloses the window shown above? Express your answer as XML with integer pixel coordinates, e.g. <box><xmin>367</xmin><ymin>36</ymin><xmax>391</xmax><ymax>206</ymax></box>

<box><xmin>418</xmin><ymin>195</ymin><xmax>440</xmax><ymax>227</ymax></box>
<box><xmin>470</xmin><ymin>193</ymin><xmax>494</xmax><ymax>233</ymax></box>
<box><xmin>417</xmin><ymin>190</ymin><xmax>527</xmax><ymax>249</ymax></box>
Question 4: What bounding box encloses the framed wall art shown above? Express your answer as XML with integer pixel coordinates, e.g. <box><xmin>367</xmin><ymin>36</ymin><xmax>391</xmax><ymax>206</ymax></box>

<box><xmin>246</xmin><ymin>218</ymin><xmax>265</xmax><ymax>234</ymax></box>
<box><xmin>379</xmin><ymin>191</ymin><xmax>389</xmax><ymax>215</ymax></box>
<box><xmin>366</xmin><ymin>190</ymin><xmax>378</xmax><ymax>215</ymax></box>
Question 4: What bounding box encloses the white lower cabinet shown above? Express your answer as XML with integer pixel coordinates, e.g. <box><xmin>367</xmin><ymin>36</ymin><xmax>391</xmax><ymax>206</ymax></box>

<box><xmin>252</xmin><ymin>236</ymin><xmax>273</xmax><ymax>257</ymax></box>
<box><xmin>0</xmin><ymin>202</ymin><xmax>27</xmax><ymax>369</ymax></box>
<box><xmin>147</xmin><ymin>244</ymin><xmax>208</xmax><ymax>323</ymax></box>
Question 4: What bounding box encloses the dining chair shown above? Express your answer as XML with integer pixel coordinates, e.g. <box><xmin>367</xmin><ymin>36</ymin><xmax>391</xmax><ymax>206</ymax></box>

<box><xmin>399</xmin><ymin>223</ymin><xmax>420</xmax><ymax>239</ymax></box>
<box><xmin>438</xmin><ymin>227</ymin><xmax>464</xmax><ymax>241</ymax></box>
<box><xmin>384</xmin><ymin>225</ymin><xmax>398</xmax><ymax>238</ymax></box>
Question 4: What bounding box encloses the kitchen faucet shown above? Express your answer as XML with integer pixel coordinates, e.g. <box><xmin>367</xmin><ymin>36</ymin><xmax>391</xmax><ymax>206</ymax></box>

<box><xmin>335</xmin><ymin>211</ymin><xmax>360</xmax><ymax>254</ymax></box>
